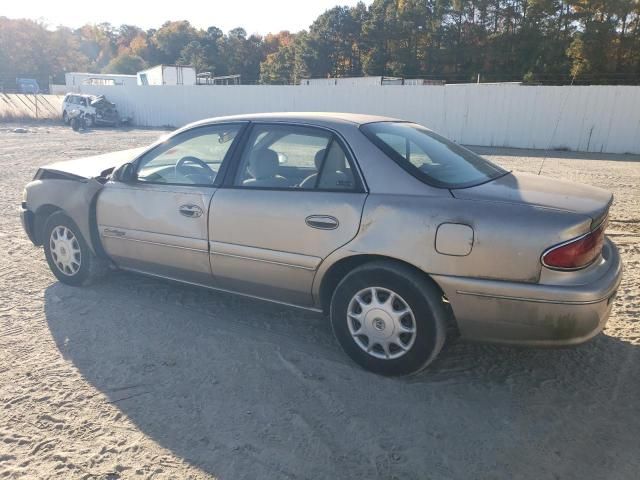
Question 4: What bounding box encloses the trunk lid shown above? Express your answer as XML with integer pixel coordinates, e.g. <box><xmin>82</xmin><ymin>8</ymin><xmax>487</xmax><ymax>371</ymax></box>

<box><xmin>451</xmin><ymin>172</ymin><xmax>612</xmax><ymax>224</ymax></box>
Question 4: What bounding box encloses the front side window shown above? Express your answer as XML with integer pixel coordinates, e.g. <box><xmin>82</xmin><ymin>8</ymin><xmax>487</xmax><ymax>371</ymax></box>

<box><xmin>234</xmin><ymin>124</ymin><xmax>356</xmax><ymax>190</ymax></box>
<box><xmin>361</xmin><ymin>122</ymin><xmax>506</xmax><ymax>188</ymax></box>
<box><xmin>136</xmin><ymin>124</ymin><xmax>242</xmax><ymax>185</ymax></box>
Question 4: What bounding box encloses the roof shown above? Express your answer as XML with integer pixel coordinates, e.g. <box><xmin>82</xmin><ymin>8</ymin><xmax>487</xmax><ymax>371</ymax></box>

<box><xmin>138</xmin><ymin>64</ymin><xmax>196</xmax><ymax>73</ymax></box>
<box><xmin>189</xmin><ymin>112</ymin><xmax>401</xmax><ymax>128</ymax></box>
<box><xmin>65</xmin><ymin>72</ymin><xmax>137</xmax><ymax>78</ymax></box>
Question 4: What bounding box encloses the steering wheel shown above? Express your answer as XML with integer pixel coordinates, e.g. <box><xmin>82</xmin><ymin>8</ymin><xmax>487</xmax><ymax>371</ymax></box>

<box><xmin>175</xmin><ymin>156</ymin><xmax>216</xmax><ymax>183</ymax></box>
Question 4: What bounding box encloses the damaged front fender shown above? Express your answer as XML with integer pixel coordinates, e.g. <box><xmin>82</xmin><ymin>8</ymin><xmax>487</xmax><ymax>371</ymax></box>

<box><xmin>23</xmin><ymin>177</ymin><xmax>106</xmax><ymax>256</ymax></box>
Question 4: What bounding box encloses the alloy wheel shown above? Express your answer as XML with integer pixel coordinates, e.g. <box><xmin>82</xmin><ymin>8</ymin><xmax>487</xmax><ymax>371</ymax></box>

<box><xmin>49</xmin><ymin>225</ymin><xmax>82</xmax><ymax>276</ymax></box>
<box><xmin>347</xmin><ymin>287</ymin><xmax>417</xmax><ymax>360</ymax></box>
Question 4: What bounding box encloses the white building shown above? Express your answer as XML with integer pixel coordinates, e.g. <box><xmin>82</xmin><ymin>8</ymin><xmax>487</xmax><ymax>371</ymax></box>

<box><xmin>137</xmin><ymin>65</ymin><xmax>197</xmax><ymax>86</ymax></box>
<box><xmin>65</xmin><ymin>72</ymin><xmax>138</xmax><ymax>89</ymax></box>
<box><xmin>300</xmin><ymin>76</ymin><xmax>448</xmax><ymax>86</ymax></box>
<box><xmin>301</xmin><ymin>76</ymin><xmax>404</xmax><ymax>86</ymax></box>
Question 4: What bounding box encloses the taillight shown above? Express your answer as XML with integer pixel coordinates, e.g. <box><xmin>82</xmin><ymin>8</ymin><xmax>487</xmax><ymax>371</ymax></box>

<box><xmin>542</xmin><ymin>222</ymin><xmax>606</xmax><ymax>270</ymax></box>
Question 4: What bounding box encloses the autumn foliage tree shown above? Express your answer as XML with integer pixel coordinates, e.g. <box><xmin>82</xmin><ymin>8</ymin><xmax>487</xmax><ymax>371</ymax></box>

<box><xmin>1</xmin><ymin>0</ymin><xmax>638</xmax><ymax>89</ymax></box>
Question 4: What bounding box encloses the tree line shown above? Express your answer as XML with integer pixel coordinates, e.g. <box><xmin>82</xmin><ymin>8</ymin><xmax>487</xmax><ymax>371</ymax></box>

<box><xmin>1</xmin><ymin>0</ymin><xmax>639</xmax><ymax>88</ymax></box>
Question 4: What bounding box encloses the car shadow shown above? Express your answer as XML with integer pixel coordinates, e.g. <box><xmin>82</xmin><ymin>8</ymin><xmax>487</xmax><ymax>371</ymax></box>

<box><xmin>44</xmin><ymin>271</ymin><xmax>640</xmax><ymax>479</ymax></box>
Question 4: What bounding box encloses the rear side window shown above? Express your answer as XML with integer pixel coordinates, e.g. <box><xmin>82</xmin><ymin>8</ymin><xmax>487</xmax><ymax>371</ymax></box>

<box><xmin>233</xmin><ymin>124</ymin><xmax>356</xmax><ymax>191</ymax></box>
<box><xmin>360</xmin><ymin>122</ymin><xmax>506</xmax><ymax>188</ymax></box>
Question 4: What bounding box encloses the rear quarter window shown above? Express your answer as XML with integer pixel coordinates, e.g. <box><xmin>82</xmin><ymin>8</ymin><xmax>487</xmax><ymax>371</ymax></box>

<box><xmin>360</xmin><ymin>122</ymin><xmax>506</xmax><ymax>188</ymax></box>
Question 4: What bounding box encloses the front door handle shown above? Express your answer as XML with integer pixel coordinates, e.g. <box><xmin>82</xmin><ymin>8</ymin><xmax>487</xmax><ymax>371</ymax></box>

<box><xmin>305</xmin><ymin>215</ymin><xmax>339</xmax><ymax>230</ymax></box>
<box><xmin>179</xmin><ymin>204</ymin><xmax>203</xmax><ymax>218</ymax></box>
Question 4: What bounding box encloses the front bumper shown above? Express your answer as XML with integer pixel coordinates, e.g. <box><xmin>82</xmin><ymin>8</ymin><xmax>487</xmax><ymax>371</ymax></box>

<box><xmin>20</xmin><ymin>204</ymin><xmax>38</xmax><ymax>245</ymax></box>
<box><xmin>433</xmin><ymin>238</ymin><xmax>623</xmax><ymax>346</ymax></box>
<box><xmin>95</xmin><ymin>118</ymin><xmax>118</xmax><ymax>126</ymax></box>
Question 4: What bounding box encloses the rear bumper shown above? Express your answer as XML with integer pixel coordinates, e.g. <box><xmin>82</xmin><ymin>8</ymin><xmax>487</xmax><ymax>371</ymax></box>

<box><xmin>433</xmin><ymin>238</ymin><xmax>623</xmax><ymax>346</ymax></box>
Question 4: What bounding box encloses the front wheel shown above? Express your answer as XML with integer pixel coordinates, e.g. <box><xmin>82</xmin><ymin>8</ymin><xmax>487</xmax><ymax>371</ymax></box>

<box><xmin>43</xmin><ymin>212</ymin><xmax>108</xmax><ymax>286</ymax></box>
<box><xmin>70</xmin><ymin>117</ymin><xmax>82</xmax><ymax>131</ymax></box>
<box><xmin>330</xmin><ymin>261</ymin><xmax>447</xmax><ymax>376</ymax></box>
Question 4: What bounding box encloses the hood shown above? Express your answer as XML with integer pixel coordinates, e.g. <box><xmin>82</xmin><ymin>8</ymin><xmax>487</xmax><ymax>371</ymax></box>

<box><xmin>41</xmin><ymin>147</ymin><xmax>146</xmax><ymax>179</ymax></box>
<box><xmin>91</xmin><ymin>96</ymin><xmax>116</xmax><ymax>109</ymax></box>
<box><xmin>452</xmin><ymin>172</ymin><xmax>612</xmax><ymax>223</ymax></box>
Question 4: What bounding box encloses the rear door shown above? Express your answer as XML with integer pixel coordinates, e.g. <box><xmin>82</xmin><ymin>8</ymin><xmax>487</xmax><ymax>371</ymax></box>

<box><xmin>209</xmin><ymin>123</ymin><xmax>367</xmax><ymax>307</ymax></box>
<box><xmin>97</xmin><ymin>123</ymin><xmax>245</xmax><ymax>285</ymax></box>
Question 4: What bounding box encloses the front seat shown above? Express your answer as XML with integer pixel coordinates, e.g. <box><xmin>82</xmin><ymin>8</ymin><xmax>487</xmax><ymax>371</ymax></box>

<box><xmin>242</xmin><ymin>148</ymin><xmax>289</xmax><ymax>187</ymax></box>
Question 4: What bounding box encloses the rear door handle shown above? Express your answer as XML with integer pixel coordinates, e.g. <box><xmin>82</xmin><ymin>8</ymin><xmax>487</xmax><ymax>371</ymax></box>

<box><xmin>179</xmin><ymin>204</ymin><xmax>203</xmax><ymax>218</ymax></box>
<box><xmin>305</xmin><ymin>215</ymin><xmax>339</xmax><ymax>230</ymax></box>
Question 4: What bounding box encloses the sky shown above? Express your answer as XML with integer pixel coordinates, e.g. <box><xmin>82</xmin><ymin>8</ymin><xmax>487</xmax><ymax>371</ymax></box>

<box><xmin>2</xmin><ymin>0</ymin><xmax>373</xmax><ymax>34</ymax></box>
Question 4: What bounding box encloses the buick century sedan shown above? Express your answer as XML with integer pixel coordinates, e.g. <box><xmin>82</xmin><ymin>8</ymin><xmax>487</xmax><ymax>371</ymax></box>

<box><xmin>21</xmin><ymin>113</ymin><xmax>623</xmax><ymax>375</ymax></box>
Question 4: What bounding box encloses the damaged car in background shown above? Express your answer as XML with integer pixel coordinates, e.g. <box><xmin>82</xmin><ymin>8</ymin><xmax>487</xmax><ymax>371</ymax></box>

<box><xmin>61</xmin><ymin>93</ymin><xmax>129</xmax><ymax>127</ymax></box>
<box><xmin>20</xmin><ymin>113</ymin><xmax>623</xmax><ymax>376</ymax></box>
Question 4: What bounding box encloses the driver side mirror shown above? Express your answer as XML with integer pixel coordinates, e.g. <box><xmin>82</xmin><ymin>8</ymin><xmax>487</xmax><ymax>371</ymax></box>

<box><xmin>112</xmin><ymin>162</ymin><xmax>136</xmax><ymax>183</ymax></box>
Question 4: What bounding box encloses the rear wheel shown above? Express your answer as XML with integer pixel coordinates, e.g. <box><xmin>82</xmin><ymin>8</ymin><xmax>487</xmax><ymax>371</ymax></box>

<box><xmin>62</xmin><ymin>110</ymin><xmax>69</xmax><ymax>124</ymax></box>
<box><xmin>330</xmin><ymin>261</ymin><xmax>447</xmax><ymax>376</ymax></box>
<box><xmin>43</xmin><ymin>212</ymin><xmax>108</xmax><ymax>286</ymax></box>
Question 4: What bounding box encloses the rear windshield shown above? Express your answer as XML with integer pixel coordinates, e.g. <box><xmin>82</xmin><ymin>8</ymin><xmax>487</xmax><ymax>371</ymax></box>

<box><xmin>360</xmin><ymin>122</ymin><xmax>507</xmax><ymax>188</ymax></box>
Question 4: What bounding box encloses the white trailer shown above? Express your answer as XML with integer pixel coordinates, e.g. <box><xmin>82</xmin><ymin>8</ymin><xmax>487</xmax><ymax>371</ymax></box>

<box><xmin>137</xmin><ymin>65</ymin><xmax>197</xmax><ymax>86</ymax></box>
<box><xmin>65</xmin><ymin>73</ymin><xmax>138</xmax><ymax>89</ymax></box>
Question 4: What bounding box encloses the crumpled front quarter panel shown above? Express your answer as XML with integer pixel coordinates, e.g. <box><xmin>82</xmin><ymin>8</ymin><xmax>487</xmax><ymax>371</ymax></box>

<box><xmin>24</xmin><ymin>178</ymin><xmax>105</xmax><ymax>254</ymax></box>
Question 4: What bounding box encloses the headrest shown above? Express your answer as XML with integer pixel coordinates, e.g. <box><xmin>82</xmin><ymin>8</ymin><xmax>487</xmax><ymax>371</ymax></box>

<box><xmin>248</xmin><ymin>149</ymin><xmax>279</xmax><ymax>179</ymax></box>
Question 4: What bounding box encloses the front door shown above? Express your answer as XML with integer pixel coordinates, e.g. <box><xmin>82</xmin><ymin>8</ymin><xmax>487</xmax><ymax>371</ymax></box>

<box><xmin>209</xmin><ymin>123</ymin><xmax>367</xmax><ymax>306</ymax></box>
<box><xmin>97</xmin><ymin>123</ymin><xmax>245</xmax><ymax>285</ymax></box>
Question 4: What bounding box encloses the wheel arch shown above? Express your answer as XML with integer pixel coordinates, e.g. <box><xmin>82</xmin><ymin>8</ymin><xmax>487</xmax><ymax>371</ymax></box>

<box><xmin>33</xmin><ymin>204</ymin><xmax>63</xmax><ymax>245</ymax></box>
<box><xmin>317</xmin><ymin>254</ymin><xmax>459</xmax><ymax>336</ymax></box>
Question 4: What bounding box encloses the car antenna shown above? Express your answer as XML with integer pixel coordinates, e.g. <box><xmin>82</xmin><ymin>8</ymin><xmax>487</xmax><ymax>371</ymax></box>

<box><xmin>538</xmin><ymin>73</ymin><xmax>577</xmax><ymax>175</ymax></box>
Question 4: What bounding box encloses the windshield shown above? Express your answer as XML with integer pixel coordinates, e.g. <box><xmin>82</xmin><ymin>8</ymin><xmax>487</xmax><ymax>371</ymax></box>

<box><xmin>361</xmin><ymin>122</ymin><xmax>507</xmax><ymax>188</ymax></box>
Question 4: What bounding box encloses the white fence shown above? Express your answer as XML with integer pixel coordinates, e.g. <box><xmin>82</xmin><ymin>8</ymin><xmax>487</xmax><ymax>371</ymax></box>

<box><xmin>0</xmin><ymin>94</ymin><xmax>64</xmax><ymax>120</ymax></box>
<box><xmin>73</xmin><ymin>84</ymin><xmax>640</xmax><ymax>154</ymax></box>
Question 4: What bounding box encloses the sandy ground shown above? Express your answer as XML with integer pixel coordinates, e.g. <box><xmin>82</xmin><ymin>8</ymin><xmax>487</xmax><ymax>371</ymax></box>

<box><xmin>0</xmin><ymin>123</ymin><xmax>639</xmax><ymax>480</ymax></box>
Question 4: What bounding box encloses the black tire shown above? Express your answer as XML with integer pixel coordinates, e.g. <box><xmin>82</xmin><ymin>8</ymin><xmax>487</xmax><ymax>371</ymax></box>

<box><xmin>62</xmin><ymin>110</ymin><xmax>69</xmax><ymax>124</ymax></box>
<box><xmin>43</xmin><ymin>212</ymin><xmax>108</xmax><ymax>286</ymax></box>
<box><xmin>330</xmin><ymin>261</ymin><xmax>447</xmax><ymax>376</ymax></box>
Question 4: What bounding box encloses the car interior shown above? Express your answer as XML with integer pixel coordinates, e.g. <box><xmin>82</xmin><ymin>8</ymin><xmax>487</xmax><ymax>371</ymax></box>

<box><xmin>134</xmin><ymin>125</ymin><xmax>356</xmax><ymax>190</ymax></box>
<box><xmin>236</xmin><ymin>129</ymin><xmax>356</xmax><ymax>190</ymax></box>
